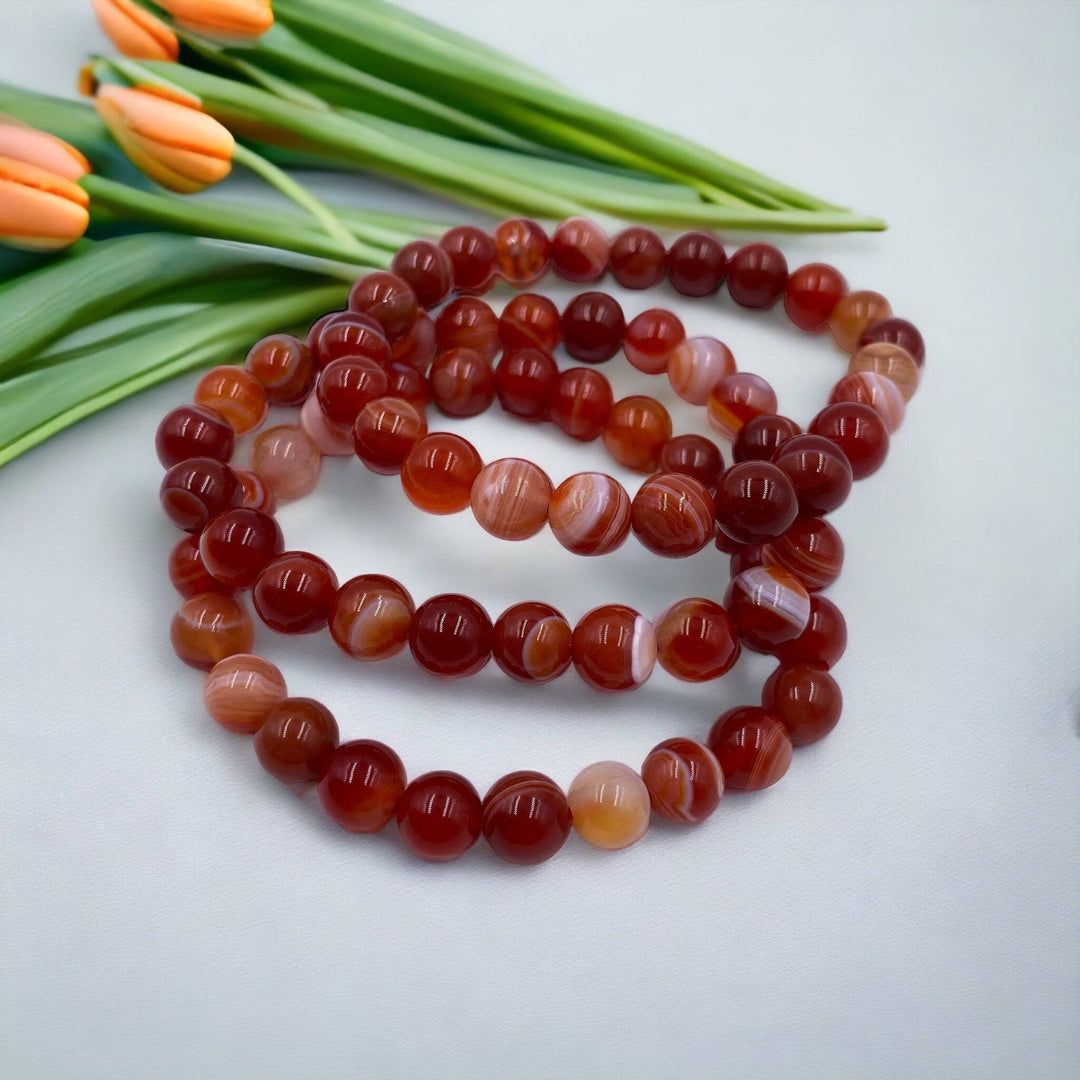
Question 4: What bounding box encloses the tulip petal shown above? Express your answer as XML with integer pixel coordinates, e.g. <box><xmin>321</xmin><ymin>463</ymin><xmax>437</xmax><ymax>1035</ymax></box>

<box><xmin>91</xmin><ymin>0</ymin><xmax>180</xmax><ymax>62</ymax></box>
<box><xmin>159</xmin><ymin>0</ymin><xmax>273</xmax><ymax>39</ymax></box>
<box><xmin>0</xmin><ymin>177</ymin><xmax>89</xmax><ymax>250</ymax></box>
<box><xmin>96</xmin><ymin>84</ymin><xmax>234</xmax><ymax>161</ymax></box>
<box><xmin>0</xmin><ymin>121</ymin><xmax>90</xmax><ymax>181</ymax></box>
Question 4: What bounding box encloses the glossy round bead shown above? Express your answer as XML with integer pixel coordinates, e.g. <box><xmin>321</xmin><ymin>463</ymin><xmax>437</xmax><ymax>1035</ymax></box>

<box><xmin>763</xmin><ymin>516</ymin><xmax>844</xmax><ymax>592</ymax></box>
<box><xmin>347</xmin><ymin>271</ymin><xmax>419</xmax><ymax>342</ymax></box>
<box><xmin>318</xmin><ymin>739</ymin><xmax>407</xmax><ymax>833</ymax></box>
<box><xmin>630</xmin><ymin>474</ymin><xmax>715</xmax><ymax>557</ymax></box>
<box><xmin>396</xmin><ymin>772</ymin><xmax>482</xmax><ymax>862</ymax></box>
<box><xmin>668</xmin><ymin>336</ymin><xmax>736</xmax><ymax>405</ymax></box>
<box><xmin>494</xmin><ymin>348</ymin><xmax>558</xmax><ymax>419</ymax></box>
<box><xmin>550</xmin><ymin>217</ymin><xmax>609</xmax><ymax>282</ymax></box>
<box><xmin>299</xmin><ymin>394</ymin><xmax>355</xmax><ymax>457</ymax></box>
<box><xmin>244</xmin><ymin>333</ymin><xmax>314</xmax><ymax>405</ymax></box>
<box><xmin>548</xmin><ymin>472</ymin><xmax>631</xmax><ymax>556</ymax></box>
<box><xmin>193</xmin><ymin>365</ymin><xmax>267</xmax><ymax>435</ymax></box>
<box><xmin>169</xmin><ymin>534</ymin><xmax>236</xmax><ymax>599</ymax></box>
<box><xmin>470</xmin><ymin>458</ymin><xmax>552</xmax><ymax>541</ymax></box>
<box><xmin>491</xmin><ymin>602</ymin><xmax>572</xmax><ymax>683</ymax></box>
<box><xmin>390</xmin><ymin>239</ymin><xmax>453</xmax><ymax>308</ymax></box>
<box><xmin>829</xmin><ymin>372</ymin><xmax>905</xmax><ymax>433</ymax></box>
<box><xmin>729</xmin><ymin>542</ymin><xmax>764</xmax><ymax>578</ymax></box>
<box><xmin>352</xmin><ymin>396</ymin><xmax>427</xmax><ymax>475</ymax></box>
<box><xmin>771</xmin><ymin>434</ymin><xmax>853</xmax><ymax>515</ymax></box>
<box><xmin>732</xmin><ymin>414</ymin><xmax>802</xmax><ymax>463</ymax></box>
<box><xmin>312</xmin><ymin>311</ymin><xmax>390</xmax><ymax>371</ymax></box>
<box><xmin>155</xmin><ymin>404</ymin><xmax>234</xmax><ymax>469</ymax></box>
<box><xmin>562</xmin><ymin>291</ymin><xmax>625</xmax><ymax>363</ymax></box>
<box><xmin>603</xmin><ymin>395</ymin><xmax>671</xmax><ymax>472</ymax></box>
<box><xmin>706</xmin><ymin>706</ymin><xmax>792</xmax><ymax>791</ymax></box>
<box><xmin>707</xmin><ymin>373</ymin><xmax>778</xmax><ymax>441</ymax></box>
<box><xmin>498</xmin><ymin>292</ymin><xmax>560</xmax><ymax>355</ymax></box>
<box><xmin>572</xmin><ymin>604</ymin><xmax>656</xmax><ymax>693</ymax></box>
<box><xmin>784</xmin><ymin>263</ymin><xmax>847</xmax><ymax>332</ymax></box>
<box><xmin>170</xmin><ymin>592</ymin><xmax>254</xmax><ymax>670</ymax></box>
<box><xmin>829</xmin><ymin>290</ymin><xmax>891</xmax><ymax>352</ymax></box>
<box><xmin>654</xmin><ymin>597</ymin><xmax>739</xmax><ymax>682</ymax></box>
<box><xmin>714</xmin><ymin>460</ymin><xmax>799</xmax><ymax>544</ymax></box>
<box><xmin>253</xmin><ymin>551</ymin><xmax>338</xmax><ymax>634</ymax></box>
<box><xmin>642</xmin><ymin>738</ymin><xmax>724</xmax><ymax>824</ymax></box>
<box><xmin>434</xmin><ymin>297</ymin><xmax>500</xmax><ymax>361</ymax></box>
<box><xmin>772</xmin><ymin>594</ymin><xmax>847</xmax><ymax>669</ymax></box>
<box><xmin>666</xmin><ymin>231</ymin><xmax>726</xmax><ymax>296</ymax></box>
<box><xmin>857</xmin><ymin>317</ymin><xmax>925</xmax><ymax>368</ymax></box>
<box><xmin>658</xmin><ymin>435</ymin><xmax>725</xmax><ymax>490</ymax></box>
<box><xmin>160</xmin><ymin>457</ymin><xmax>242</xmax><ymax>533</ymax></box>
<box><xmin>494</xmin><ymin>217</ymin><xmax>550</xmax><ymax>284</ymax></box>
<box><xmin>401</xmin><ymin>432</ymin><xmax>483</xmax><ymax>515</ymax></box>
<box><xmin>726</xmin><ymin>242</ymin><xmax>788</xmax><ymax>308</ymax></box>
<box><xmin>482</xmin><ymin>771</ymin><xmax>571</xmax><ymax>865</ymax></box>
<box><xmin>549</xmin><ymin>367</ymin><xmax>613</xmax><ymax>441</ymax></box>
<box><xmin>199</xmin><ymin>507</ymin><xmax>284</xmax><ymax>588</ymax></box>
<box><xmin>204</xmin><ymin>653</ymin><xmax>287</xmax><ymax>734</ymax></box>
<box><xmin>439</xmin><ymin>225</ymin><xmax>497</xmax><ymax>294</ymax></box>
<box><xmin>567</xmin><ymin>761</ymin><xmax>650</xmax><ymax>850</ymax></box>
<box><xmin>330</xmin><ymin>574</ymin><xmax>414</xmax><ymax>661</ymax></box>
<box><xmin>409</xmin><ymin>593</ymin><xmax>492</xmax><ymax>678</ymax></box>
<box><xmin>724</xmin><ymin>565</ymin><xmax>811</xmax><ymax>650</ymax></box>
<box><xmin>623</xmin><ymin>308</ymin><xmax>685</xmax><ymax>374</ymax></box>
<box><xmin>386</xmin><ymin>361</ymin><xmax>432</xmax><ymax>406</ymax></box>
<box><xmin>430</xmin><ymin>348</ymin><xmax>495</xmax><ymax>417</ymax></box>
<box><xmin>251</xmin><ymin>425</ymin><xmax>322</xmax><ymax>500</ymax></box>
<box><xmin>253</xmin><ymin>697</ymin><xmax>339</xmax><ymax>784</ymax></box>
<box><xmin>849</xmin><ymin>342</ymin><xmax>920</xmax><ymax>401</ymax></box>
<box><xmin>809</xmin><ymin>402</ymin><xmax>890</xmax><ymax>480</ymax></box>
<box><xmin>609</xmin><ymin>226</ymin><xmax>666</xmax><ymax>289</ymax></box>
<box><xmin>763</xmin><ymin>663</ymin><xmax>842</xmax><ymax>746</ymax></box>
<box><xmin>316</xmin><ymin>356</ymin><xmax>389</xmax><ymax>426</ymax></box>
<box><xmin>390</xmin><ymin>311</ymin><xmax>436</xmax><ymax>371</ymax></box>
<box><xmin>236</xmin><ymin>469</ymin><xmax>277</xmax><ymax>516</ymax></box>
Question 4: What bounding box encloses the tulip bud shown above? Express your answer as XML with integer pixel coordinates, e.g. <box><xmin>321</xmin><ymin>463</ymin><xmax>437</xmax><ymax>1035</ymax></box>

<box><xmin>94</xmin><ymin>83</ymin><xmax>234</xmax><ymax>194</ymax></box>
<box><xmin>0</xmin><ymin>121</ymin><xmax>90</xmax><ymax>182</ymax></box>
<box><xmin>0</xmin><ymin>154</ymin><xmax>90</xmax><ymax>251</ymax></box>
<box><xmin>90</xmin><ymin>0</ymin><xmax>180</xmax><ymax>62</ymax></box>
<box><xmin>158</xmin><ymin>0</ymin><xmax>273</xmax><ymax>40</ymax></box>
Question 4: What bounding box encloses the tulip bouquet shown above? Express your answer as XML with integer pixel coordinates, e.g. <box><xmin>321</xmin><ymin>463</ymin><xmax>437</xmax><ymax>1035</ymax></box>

<box><xmin>0</xmin><ymin>0</ymin><xmax>885</xmax><ymax>467</ymax></box>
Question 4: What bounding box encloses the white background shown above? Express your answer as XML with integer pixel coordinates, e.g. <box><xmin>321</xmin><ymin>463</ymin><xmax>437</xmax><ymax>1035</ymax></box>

<box><xmin>2</xmin><ymin>2</ymin><xmax>1079</xmax><ymax>1077</ymax></box>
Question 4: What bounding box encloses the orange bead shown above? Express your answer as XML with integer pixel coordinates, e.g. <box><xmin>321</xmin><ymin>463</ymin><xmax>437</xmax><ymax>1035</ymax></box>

<box><xmin>400</xmin><ymin>432</ymin><xmax>482</xmax><ymax>515</ymax></box>
<box><xmin>244</xmin><ymin>333</ymin><xmax>314</xmax><ymax>406</ymax></box>
<box><xmin>707</xmin><ymin>373</ymin><xmax>778</xmax><ymax>441</ymax></box>
<box><xmin>170</xmin><ymin>592</ymin><xmax>254</xmax><ymax>670</ymax></box>
<box><xmin>829</xmin><ymin>290</ymin><xmax>892</xmax><ymax>352</ymax></box>
<box><xmin>193</xmin><ymin>364</ymin><xmax>268</xmax><ymax>434</ymax></box>
<box><xmin>204</xmin><ymin>653</ymin><xmax>287</xmax><ymax>733</ymax></box>
<box><xmin>567</xmin><ymin>761</ymin><xmax>650</xmax><ymax>850</ymax></box>
<box><xmin>330</xmin><ymin>574</ymin><xmax>415</xmax><ymax>661</ymax></box>
<box><xmin>848</xmin><ymin>341</ymin><xmax>920</xmax><ymax>401</ymax></box>
<box><xmin>602</xmin><ymin>396</ymin><xmax>671</xmax><ymax>472</ymax></box>
<box><xmin>470</xmin><ymin>458</ymin><xmax>552</xmax><ymax>540</ymax></box>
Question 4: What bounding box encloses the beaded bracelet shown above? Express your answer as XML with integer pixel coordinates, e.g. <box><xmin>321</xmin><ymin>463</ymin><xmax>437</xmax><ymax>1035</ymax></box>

<box><xmin>154</xmin><ymin>217</ymin><xmax>923</xmax><ymax>864</ymax></box>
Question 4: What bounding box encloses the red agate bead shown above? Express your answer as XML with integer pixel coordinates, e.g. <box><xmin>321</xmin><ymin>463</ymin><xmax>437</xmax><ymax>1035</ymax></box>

<box><xmin>784</xmin><ymin>263</ymin><xmax>847</xmax><ymax>332</ymax></box>
<box><xmin>194</xmin><ymin>366</ymin><xmax>267</xmax><ymax>435</ymax></box>
<box><xmin>707</xmin><ymin>373</ymin><xmax>778</xmax><ymax>441</ymax></box>
<box><xmin>330</xmin><ymin>574</ymin><xmax>414</xmax><ymax>662</ymax></box>
<box><xmin>726</xmin><ymin>242</ymin><xmax>788</xmax><ymax>309</ymax></box>
<box><xmin>829</xmin><ymin>290</ymin><xmax>891</xmax><ymax>352</ymax></box>
<box><xmin>771</xmin><ymin>433</ymin><xmax>853</xmax><ymax>514</ymax></box>
<box><xmin>156</xmin><ymin>404</ymin><xmax>234</xmax><ymax>468</ymax></box>
<box><xmin>562</xmin><ymin>291</ymin><xmax>626</xmax><ymax>363</ymax></box>
<box><xmin>809</xmin><ymin>401</ymin><xmax>890</xmax><ymax>479</ymax></box>
<box><xmin>236</xmin><ymin>469</ymin><xmax>276</xmax><ymax>516</ymax></box>
<box><xmin>401</xmin><ymin>432</ymin><xmax>483</xmax><ymax>515</ymax></box>
<box><xmin>732</xmin><ymin>414</ymin><xmax>802</xmax><ymax>463</ymax></box>
<box><xmin>439</xmin><ymin>225</ymin><xmax>497</xmax><ymax>294</ymax></box>
<box><xmin>610</xmin><ymin>226</ymin><xmax>666</xmax><ymax>289</ymax></box>
<box><xmin>253</xmin><ymin>697</ymin><xmax>339</xmax><ymax>783</ymax></box>
<box><xmin>347</xmin><ymin>271</ymin><xmax>419</xmax><ymax>342</ymax></box>
<box><xmin>658</xmin><ymin>435</ymin><xmax>725</xmax><ymax>490</ymax></box>
<box><xmin>762</xmin><ymin>663</ymin><xmax>842</xmax><ymax>746</ymax></box>
<box><xmin>168</xmin><ymin>534</ymin><xmax>236</xmax><ymax>599</ymax></box>
<box><xmin>203</xmin><ymin>653</ymin><xmax>287</xmax><ymax>734</ymax></box>
<box><xmin>772</xmin><ymin>594</ymin><xmax>846</xmax><ymax>669</ymax></box>
<box><xmin>667</xmin><ymin>336</ymin><xmax>736</xmax><ymax>405</ymax></box>
<box><xmin>498</xmin><ymin>292</ymin><xmax>560</xmax><ymax>355</ymax></box>
<box><xmin>551</xmin><ymin>217</ymin><xmax>609</xmax><ymax>282</ymax></box>
<box><xmin>666</xmin><ymin>231</ymin><xmax>726</xmax><ymax>296</ymax></box>
<box><xmin>572</xmin><ymin>604</ymin><xmax>656</xmax><ymax>692</ymax></box>
<box><xmin>548</xmin><ymin>472</ymin><xmax>631</xmax><ymax>556</ymax></box>
<box><xmin>396</xmin><ymin>771</ymin><xmax>482</xmax><ymax>862</ymax></box>
<box><xmin>171</xmin><ymin>592</ymin><xmax>253</xmax><ymax>670</ymax></box>
<box><xmin>245</xmin><ymin>334</ymin><xmax>314</xmax><ymax>405</ymax></box>
<box><xmin>495</xmin><ymin>348</ymin><xmax>559</xmax><ymax>419</ymax></box>
<box><xmin>482</xmin><ymin>771</ymin><xmax>571</xmax><ymax>865</ymax></box>
<box><xmin>409</xmin><ymin>593</ymin><xmax>492</xmax><ymax>678</ymax></box>
<box><xmin>316</xmin><ymin>356</ymin><xmax>389</xmax><ymax>426</ymax></box>
<box><xmin>199</xmin><ymin>507</ymin><xmax>284</xmax><ymax>589</ymax></box>
<box><xmin>391</xmin><ymin>239</ymin><xmax>453</xmax><ymax>308</ymax></box>
<box><xmin>352</xmin><ymin>396</ymin><xmax>427</xmax><ymax>475</ymax></box>
<box><xmin>386</xmin><ymin>361</ymin><xmax>432</xmax><ymax>406</ymax></box>
<box><xmin>623</xmin><ymin>308</ymin><xmax>685</xmax><ymax>374</ymax></box>
<box><xmin>603</xmin><ymin>395</ymin><xmax>671</xmax><ymax>472</ymax></box>
<box><xmin>763</xmin><ymin>516</ymin><xmax>844</xmax><ymax>592</ymax></box>
<box><xmin>253</xmin><ymin>551</ymin><xmax>339</xmax><ymax>634</ymax></box>
<box><xmin>713</xmin><ymin>460</ymin><xmax>799</xmax><ymax>544</ymax></box>
<box><xmin>550</xmin><ymin>367</ymin><xmax>613</xmax><ymax>441</ymax></box>
<box><xmin>724</xmin><ymin>565</ymin><xmax>811</xmax><ymax>650</ymax></box>
<box><xmin>434</xmin><ymin>296</ymin><xmax>500</xmax><ymax>360</ymax></box>
<box><xmin>391</xmin><ymin>312</ymin><xmax>436</xmax><ymax>372</ymax></box>
<box><xmin>160</xmin><ymin>457</ymin><xmax>242</xmax><ymax>533</ymax></box>
<box><xmin>706</xmin><ymin>706</ymin><xmax>792</xmax><ymax>791</ymax></box>
<box><xmin>318</xmin><ymin>739</ymin><xmax>407</xmax><ymax>833</ymax></box>
<box><xmin>494</xmin><ymin>217</ymin><xmax>550</xmax><ymax>284</ymax></box>
<box><xmin>630</xmin><ymin>473</ymin><xmax>715</xmax><ymax>557</ymax></box>
<box><xmin>491</xmin><ymin>602</ymin><xmax>572</xmax><ymax>683</ymax></box>
<box><xmin>642</xmin><ymin>738</ymin><xmax>724</xmax><ymax>824</ymax></box>
<box><xmin>470</xmin><ymin>458</ymin><xmax>552</xmax><ymax>541</ymax></box>
<box><xmin>312</xmin><ymin>311</ymin><xmax>391</xmax><ymax>370</ymax></box>
<box><xmin>653</xmin><ymin>597</ymin><xmax>739</xmax><ymax>681</ymax></box>
<box><xmin>430</xmin><ymin>348</ymin><xmax>495</xmax><ymax>417</ymax></box>
<box><xmin>857</xmin><ymin>317</ymin><xmax>925</xmax><ymax>367</ymax></box>
<box><xmin>729</xmin><ymin>543</ymin><xmax>764</xmax><ymax>578</ymax></box>
<box><xmin>830</xmin><ymin>372</ymin><xmax>905</xmax><ymax>433</ymax></box>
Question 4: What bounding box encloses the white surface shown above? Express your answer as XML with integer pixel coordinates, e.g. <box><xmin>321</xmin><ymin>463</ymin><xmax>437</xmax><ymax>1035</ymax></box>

<box><xmin>2</xmin><ymin>2</ymin><xmax>1079</xmax><ymax>1078</ymax></box>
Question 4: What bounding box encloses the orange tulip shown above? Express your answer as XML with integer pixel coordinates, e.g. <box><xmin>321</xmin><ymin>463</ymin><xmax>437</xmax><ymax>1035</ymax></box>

<box><xmin>94</xmin><ymin>83</ymin><xmax>234</xmax><ymax>194</ymax></box>
<box><xmin>91</xmin><ymin>0</ymin><xmax>180</xmax><ymax>62</ymax></box>
<box><xmin>0</xmin><ymin>121</ymin><xmax>90</xmax><ymax>182</ymax></box>
<box><xmin>158</xmin><ymin>0</ymin><xmax>273</xmax><ymax>39</ymax></box>
<box><xmin>0</xmin><ymin>155</ymin><xmax>90</xmax><ymax>250</ymax></box>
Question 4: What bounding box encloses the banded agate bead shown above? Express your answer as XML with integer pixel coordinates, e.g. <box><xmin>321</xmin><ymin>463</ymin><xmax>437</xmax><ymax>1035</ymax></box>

<box><xmin>706</xmin><ymin>706</ymin><xmax>792</xmax><ymax>791</ymax></box>
<box><xmin>390</xmin><ymin>239</ymin><xmax>453</xmax><ymax>308</ymax></box>
<box><xmin>409</xmin><ymin>593</ymin><xmax>492</xmax><ymax>678</ymax></box>
<box><xmin>330</xmin><ymin>574</ymin><xmax>414</xmax><ymax>661</ymax></box>
<box><xmin>763</xmin><ymin>516</ymin><xmax>844</xmax><ymax>592</ymax></box>
<box><xmin>440</xmin><ymin>225</ymin><xmax>497</xmax><ymax>294</ymax></box>
<box><xmin>470</xmin><ymin>458</ymin><xmax>552</xmax><ymax>540</ymax></box>
<box><xmin>707</xmin><ymin>373</ymin><xmax>778</xmax><ymax>441</ymax></box>
<box><xmin>809</xmin><ymin>402</ymin><xmax>890</xmax><ymax>480</ymax></box>
<box><xmin>550</xmin><ymin>368</ymin><xmax>613</xmax><ymax>441</ymax></box>
<box><xmin>434</xmin><ymin>297</ymin><xmax>500</xmax><ymax>360</ymax></box>
<box><xmin>396</xmin><ymin>771</ymin><xmax>482</xmax><ymax>862</ymax></box>
<box><xmin>829</xmin><ymin>371</ymin><xmax>905</xmax><ymax>433</ymax></box>
<box><xmin>347</xmin><ymin>271</ymin><xmax>419</xmax><ymax>342</ymax></box>
<box><xmin>641</xmin><ymin>738</ymin><xmax>724</xmax><ymax>824</ymax></box>
<box><xmin>494</xmin><ymin>217</ymin><xmax>550</xmax><ymax>284</ymax></box>
<box><xmin>771</xmin><ymin>434</ymin><xmax>853</xmax><ymax>514</ymax></box>
<box><xmin>199</xmin><ymin>507</ymin><xmax>284</xmax><ymax>588</ymax></box>
<box><xmin>658</xmin><ymin>435</ymin><xmax>725</xmax><ymax>490</ymax></box>
<box><xmin>724</xmin><ymin>565</ymin><xmax>811</xmax><ymax>650</ymax></box>
<box><xmin>772</xmin><ymin>594</ymin><xmax>847</xmax><ymax>669</ymax></box>
<box><xmin>401</xmin><ymin>433</ymin><xmax>483</xmax><ymax>514</ymax></box>
<box><xmin>160</xmin><ymin>458</ymin><xmax>242</xmax><ymax>533</ymax></box>
<box><xmin>299</xmin><ymin>394</ymin><xmax>354</xmax><ymax>457</ymax></box>
<box><xmin>630</xmin><ymin>473</ymin><xmax>715</xmax><ymax>557</ymax></box>
<box><xmin>551</xmin><ymin>217</ymin><xmax>609</xmax><ymax>282</ymax></box>
<box><xmin>623</xmin><ymin>308</ymin><xmax>685</xmax><ymax>374</ymax></box>
<box><xmin>562</xmin><ymin>291</ymin><xmax>626</xmax><ymax>363</ymax></box>
<box><xmin>572</xmin><ymin>604</ymin><xmax>656</xmax><ymax>692</ymax></box>
<box><xmin>253</xmin><ymin>697</ymin><xmax>339</xmax><ymax>783</ymax></box>
<box><xmin>548</xmin><ymin>472</ymin><xmax>631</xmax><ymax>555</ymax></box>
<box><xmin>829</xmin><ymin>290</ymin><xmax>891</xmax><ymax>352</ymax></box>
<box><xmin>499</xmin><ymin>293</ymin><xmax>560</xmax><ymax>355</ymax></box>
<box><xmin>482</xmin><ymin>771</ymin><xmax>571</xmax><ymax>864</ymax></box>
<box><xmin>849</xmin><ymin>342</ymin><xmax>920</xmax><ymax>400</ymax></box>
<box><xmin>168</xmin><ymin>534</ymin><xmax>236</xmax><ymax>599</ymax></box>
<box><xmin>714</xmin><ymin>460</ymin><xmax>799</xmax><ymax>544</ymax></box>
<box><xmin>762</xmin><ymin>663</ymin><xmax>843</xmax><ymax>746</ymax></box>
<box><xmin>494</xmin><ymin>348</ymin><xmax>558</xmax><ymax>419</ymax></box>
<box><xmin>667</xmin><ymin>337</ymin><xmax>736</xmax><ymax>405</ymax></box>
<box><xmin>204</xmin><ymin>653</ymin><xmax>287</xmax><ymax>734</ymax></box>
<box><xmin>610</xmin><ymin>226</ymin><xmax>666</xmax><ymax>289</ymax></box>
<box><xmin>156</xmin><ymin>404</ymin><xmax>234</xmax><ymax>469</ymax></box>
<box><xmin>430</xmin><ymin>348</ymin><xmax>496</xmax><ymax>417</ymax></box>
<box><xmin>491</xmin><ymin>602</ymin><xmax>572</xmax><ymax>683</ymax></box>
<box><xmin>603</xmin><ymin>395</ymin><xmax>671</xmax><ymax>472</ymax></box>
<box><xmin>387</xmin><ymin>362</ymin><xmax>432</xmax><ymax>406</ymax></box>
<box><xmin>857</xmin><ymin>317</ymin><xmax>925</xmax><ymax>367</ymax></box>
<box><xmin>784</xmin><ymin>263</ymin><xmax>847</xmax><ymax>332</ymax></box>
<box><xmin>313</xmin><ymin>311</ymin><xmax>390</xmax><ymax>370</ymax></box>
<box><xmin>251</xmin><ymin>425</ymin><xmax>322</xmax><ymax>500</ymax></box>
<box><xmin>318</xmin><ymin>740</ymin><xmax>407</xmax><ymax>833</ymax></box>
<box><xmin>236</xmin><ymin>469</ymin><xmax>277</xmax><ymax>516</ymax></box>
<box><xmin>666</xmin><ymin>231</ymin><xmax>726</xmax><ymax>296</ymax></box>
<box><xmin>194</xmin><ymin>366</ymin><xmax>267</xmax><ymax>435</ymax></box>
<box><xmin>653</xmin><ymin>597</ymin><xmax>739</xmax><ymax>681</ymax></box>
<box><xmin>567</xmin><ymin>761</ymin><xmax>650</xmax><ymax>850</ymax></box>
<box><xmin>253</xmin><ymin>551</ymin><xmax>339</xmax><ymax>634</ymax></box>
<box><xmin>171</xmin><ymin>592</ymin><xmax>254</xmax><ymax>670</ymax></box>
<box><xmin>244</xmin><ymin>334</ymin><xmax>314</xmax><ymax>406</ymax></box>
<box><xmin>352</xmin><ymin>397</ymin><xmax>428</xmax><ymax>475</ymax></box>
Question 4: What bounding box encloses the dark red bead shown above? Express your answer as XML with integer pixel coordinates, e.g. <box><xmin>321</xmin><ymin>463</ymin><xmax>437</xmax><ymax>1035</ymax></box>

<box><xmin>499</xmin><ymin>292</ymin><xmax>560</xmax><ymax>355</ymax></box>
<box><xmin>495</xmin><ymin>348</ymin><xmax>559</xmax><ymax>419</ymax></box>
<box><xmin>254</xmin><ymin>697</ymin><xmax>339</xmax><ymax>784</ymax></box>
<box><xmin>409</xmin><ymin>593</ymin><xmax>492</xmax><ymax>678</ymax></box>
<box><xmin>390</xmin><ymin>311</ymin><xmax>436</xmax><ymax>372</ymax></box>
<box><xmin>493</xmin><ymin>217</ymin><xmax>550</xmax><ymax>285</ymax></box>
<box><xmin>658</xmin><ymin>434</ymin><xmax>725</xmax><ymax>490</ymax></box>
<box><xmin>347</xmin><ymin>271</ymin><xmax>419</xmax><ymax>342</ymax></box>
<box><xmin>198</xmin><ymin>507</ymin><xmax>283</xmax><ymax>588</ymax></box>
<box><xmin>771</xmin><ymin>434</ymin><xmax>853</xmax><ymax>515</ymax></box>
<box><xmin>666</xmin><ymin>231</ymin><xmax>726</xmax><ymax>296</ymax></box>
<box><xmin>439</xmin><ymin>225</ymin><xmax>497</xmax><ymax>294</ymax></box>
<box><xmin>714</xmin><ymin>528</ymin><xmax>744</xmax><ymax>555</ymax></box>
<box><xmin>762</xmin><ymin>662</ymin><xmax>842</xmax><ymax>746</ymax></box>
<box><xmin>253</xmin><ymin>550</ymin><xmax>339</xmax><ymax>633</ymax></box>
<box><xmin>155</xmin><ymin>404</ymin><xmax>234</xmax><ymax>469</ymax></box>
<box><xmin>561</xmin><ymin>291</ymin><xmax>625</xmax><ymax>363</ymax></box>
<box><xmin>482</xmin><ymin>771</ymin><xmax>571</xmax><ymax>865</ymax></box>
<box><xmin>396</xmin><ymin>771</ymin><xmax>482</xmax><ymax>862</ymax></box>
<box><xmin>714</xmin><ymin>461</ymin><xmax>799</xmax><ymax>544</ymax></box>
<box><xmin>430</xmin><ymin>348</ymin><xmax>495</xmax><ymax>417</ymax></box>
<box><xmin>784</xmin><ymin>263</ymin><xmax>847</xmax><ymax>332</ymax></box>
<box><xmin>772</xmin><ymin>594</ymin><xmax>847</xmax><ymax>669</ymax></box>
<box><xmin>730</xmin><ymin>543</ymin><xmax>764</xmax><ymax>577</ymax></box>
<box><xmin>318</xmin><ymin>739</ymin><xmax>407</xmax><ymax>834</ymax></box>
<box><xmin>168</xmin><ymin>533</ymin><xmax>237</xmax><ymax>599</ymax></box>
<box><xmin>313</xmin><ymin>311</ymin><xmax>390</xmax><ymax>371</ymax></box>
<box><xmin>857</xmin><ymin>317</ymin><xmax>925</xmax><ymax>368</ymax></box>
<box><xmin>390</xmin><ymin>239</ymin><xmax>453</xmax><ymax>308</ymax></box>
<box><xmin>434</xmin><ymin>296</ymin><xmax>499</xmax><ymax>361</ymax></box>
<box><xmin>550</xmin><ymin>217</ymin><xmax>609</xmax><ymax>282</ymax></box>
<box><xmin>623</xmin><ymin>308</ymin><xmax>685</xmax><ymax>374</ymax></box>
<box><xmin>706</xmin><ymin>706</ymin><xmax>792</xmax><ymax>790</ymax></box>
<box><xmin>809</xmin><ymin>402</ymin><xmax>889</xmax><ymax>479</ymax></box>
<box><xmin>245</xmin><ymin>334</ymin><xmax>315</xmax><ymax>406</ymax></box>
<box><xmin>732</xmin><ymin>414</ymin><xmax>802</xmax><ymax>463</ymax></box>
<box><xmin>609</xmin><ymin>226</ymin><xmax>666</xmax><ymax>289</ymax></box>
<box><xmin>160</xmin><ymin>457</ymin><xmax>242</xmax><ymax>533</ymax></box>
<box><xmin>726</xmin><ymin>242</ymin><xmax>788</xmax><ymax>308</ymax></box>
<box><xmin>386</xmin><ymin>361</ymin><xmax>432</xmax><ymax>405</ymax></box>
<box><xmin>316</xmin><ymin>356</ymin><xmax>390</xmax><ymax>426</ymax></box>
<box><xmin>550</xmin><ymin>367</ymin><xmax>613</xmax><ymax>441</ymax></box>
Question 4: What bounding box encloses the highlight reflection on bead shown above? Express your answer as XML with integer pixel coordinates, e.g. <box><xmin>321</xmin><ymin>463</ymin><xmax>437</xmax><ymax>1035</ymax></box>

<box><xmin>567</xmin><ymin>761</ymin><xmax>650</xmax><ymax>850</ymax></box>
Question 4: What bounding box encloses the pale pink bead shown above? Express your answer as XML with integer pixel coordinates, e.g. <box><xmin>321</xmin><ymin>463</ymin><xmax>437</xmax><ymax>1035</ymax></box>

<box><xmin>567</xmin><ymin>761</ymin><xmax>651</xmax><ymax>850</ymax></box>
<box><xmin>204</xmin><ymin>654</ymin><xmax>287</xmax><ymax>734</ymax></box>
<box><xmin>250</xmin><ymin>425</ymin><xmax>322</xmax><ymax>500</ymax></box>
<box><xmin>300</xmin><ymin>393</ymin><xmax>355</xmax><ymax>456</ymax></box>
<box><xmin>667</xmin><ymin>336</ymin><xmax>736</xmax><ymax>405</ymax></box>
<box><xmin>470</xmin><ymin>458</ymin><xmax>553</xmax><ymax>541</ymax></box>
<box><xmin>829</xmin><ymin>371</ymin><xmax>905</xmax><ymax>433</ymax></box>
<box><xmin>849</xmin><ymin>342</ymin><xmax>920</xmax><ymax>401</ymax></box>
